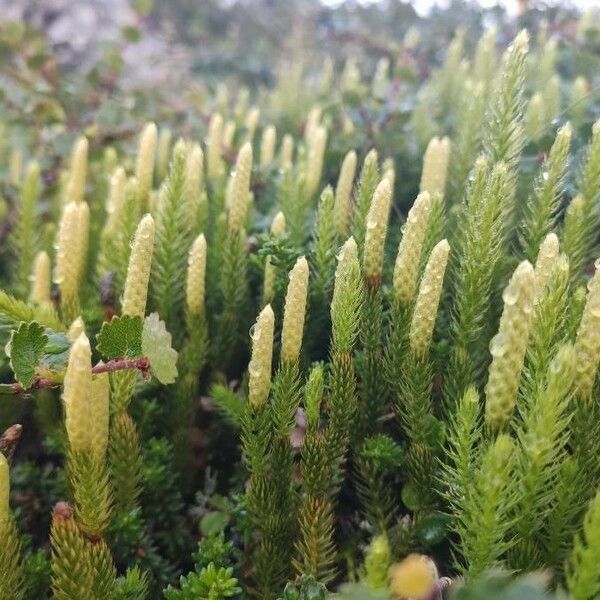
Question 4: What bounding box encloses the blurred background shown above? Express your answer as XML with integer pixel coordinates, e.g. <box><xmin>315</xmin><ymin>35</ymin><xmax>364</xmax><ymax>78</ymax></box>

<box><xmin>0</xmin><ymin>0</ymin><xmax>598</xmax><ymax>191</ymax></box>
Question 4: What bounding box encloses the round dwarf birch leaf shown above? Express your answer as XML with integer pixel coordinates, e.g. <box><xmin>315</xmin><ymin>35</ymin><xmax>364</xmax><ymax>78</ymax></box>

<box><xmin>142</xmin><ymin>313</ymin><xmax>178</xmax><ymax>384</ymax></box>
<box><xmin>96</xmin><ymin>315</ymin><xmax>143</xmax><ymax>360</ymax></box>
<box><xmin>9</xmin><ymin>321</ymin><xmax>48</xmax><ymax>388</ymax></box>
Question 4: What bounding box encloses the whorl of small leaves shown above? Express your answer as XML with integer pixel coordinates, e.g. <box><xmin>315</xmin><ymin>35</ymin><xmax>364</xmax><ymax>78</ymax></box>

<box><xmin>511</xmin><ymin>345</ymin><xmax>576</xmax><ymax>571</ymax></box>
<box><xmin>0</xmin><ymin>518</ymin><xmax>24</xmax><ymax>600</ymax></box>
<box><xmin>151</xmin><ymin>142</ymin><xmax>192</xmax><ymax>333</ymax></box>
<box><xmin>522</xmin><ymin>255</ymin><xmax>570</xmax><ymax>401</ymax></box>
<box><xmin>11</xmin><ymin>161</ymin><xmax>40</xmax><ymax>296</ymax></box>
<box><xmin>563</xmin><ymin>121</ymin><xmax>600</xmax><ymax>283</ymax></box>
<box><xmin>69</xmin><ymin>450</ymin><xmax>113</xmax><ymax>537</ymax></box>
<box><xmin>445</xmin><ymin>159</ymin><xmax>508</xmax><ymax>404</ymax></box>
<box><xmin>521</xmin><ymin>123</ymin><xmax>572</xmax><ymax>262</ymax></box>
<box><xmin>351</xmin><ymin>150</ymin><xmax>379</xmax><ymax>253</ymax></box>
<box><xmin>483</xmin><ymin>31</ymin><xmax>529</xmax><ymax>170</ymax></box>
<box><xmin>566</xmin><ymin>489</ymin><xmax>600</xmax><ymax>600</ymax></box>
<box><xmin>50</xmin><ymin>505</ymin><xmax>95</xmax><ymax>600</ymax></box>
<box><xmin>109</xmin><ymin>412</ymin><xmax>143</xmax><ymax>512</ymax></box>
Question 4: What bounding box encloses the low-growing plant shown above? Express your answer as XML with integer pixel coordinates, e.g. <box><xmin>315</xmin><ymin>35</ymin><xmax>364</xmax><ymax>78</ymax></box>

<box><xmin>1</xmin><ymin>7</ymin><xmax>600</xmax><ymax>600</ymax></box>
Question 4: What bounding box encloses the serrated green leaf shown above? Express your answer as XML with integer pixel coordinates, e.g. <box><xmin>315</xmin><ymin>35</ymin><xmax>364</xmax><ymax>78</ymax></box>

<box><xmin>96</xmin><ymin>316</ymin><xmax>143</xmax><ymax>360</ymax></box>
<box><xmin>9</xmin><ymin>321</ymin><xmax>48</xmax><ymax>388</ymax></box>
<box><xmin>142</xmin><ymin>313</ymin><xmax>178</xmax><ymax>384</ymax></box>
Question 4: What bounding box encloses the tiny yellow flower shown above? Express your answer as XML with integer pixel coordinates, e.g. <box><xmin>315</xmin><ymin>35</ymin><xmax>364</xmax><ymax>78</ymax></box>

<box><xmin>389</xmin><ymin>554</ymin><xmax>438</xmax><ymax>600</ymax></box>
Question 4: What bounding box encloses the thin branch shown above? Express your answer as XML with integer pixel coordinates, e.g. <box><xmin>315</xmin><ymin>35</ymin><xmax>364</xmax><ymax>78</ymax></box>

<box><xmin>9</xmin><ymin>357</ymin><xmax>150</xmax><ymax>394</ymax></box>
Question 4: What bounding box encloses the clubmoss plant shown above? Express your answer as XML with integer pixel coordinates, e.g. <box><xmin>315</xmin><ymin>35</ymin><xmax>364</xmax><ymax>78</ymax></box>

<box><xmin>333</xmin><ymin>149</ymin><xmax>358</xmax><ymax>236</ymax></box>
<box><xmin>484</xmin><ymin>261</ymin><xmax>536</xmax><ymax>431</ymax></box>
<box><xmin>1</xmin><ymin>23</ymin><xmax>600</xmax><ymax>600</ymax></box>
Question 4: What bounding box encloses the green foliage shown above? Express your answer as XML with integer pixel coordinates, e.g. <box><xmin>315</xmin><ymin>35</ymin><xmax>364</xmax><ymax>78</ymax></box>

<box><xmin>566</xmin><ymin>489</ymin><xmax>600</xmax><ymax>600</ymax></box>
<box><xmin>50</xmin><ymin>505</ymin><xmax>97</xmax><ymax>600</ymax></box>
<box><xmin>11</xmin><ymin>161</ymin><xmax>41</xmax><ymax>296</ymax></box>
<box><xmin>510</xmin><ymin>345</ymin><xmax>576</xmax><ymax>570</ymax></box>
<box><xmin>115</xmin><ymin>567</ymin><xmax>150</xmax><ymax>600</ymax></box>
<box><xmin>109</xmin><ymin>412</ymin><xmax>143</xmax><ymax>512</ymax></box>
<box><xmin>215</xmin><ymin>231</ymin><xmax>248</xmax><ymax>371</ymax></box>
<box><xmin>2</xmin><ymin>7</ymin><xmax>600</xmax><ymax>599</ymax></box>
<box><xmin>0</xmin><ymin>518</ymin><xmax>25</xmax><ymax>599</ymax></box>
<box><xmin>97</xmin><ymin>316</ymin><xmax>143</xmax><ymax>360</ymax></box>
<box><xmin>520</xmin><ymin>124</ymin><xmax>572</xmax><ymax>262</ymax></box>
<box><xmin>351</xmin><ymin>151</ymin><xmax>379</xmax><ymax>254</ymax></box>
<box><xmin>0</xmin><ymin>289</ymin><xmax>63</xmax><ymax>331</ymax></box>
<box><xmin>151</xmin><ymin>143</ymin><xmax>192</xmax><ymax>334</ymax></box>
<box><xmin>163</xmin><ymin>563</ymin><xmax>240</xmax><ymax>600</ymax></box>
<box><xmin>142</xmin><ymin>313</ymin><xmax>178</xmax><ymax>384</ymax></box>
<box><xmin>9</xmin><ymin>320</ymin><xmax>48</xmax><ymax>387</ymax></box>
<box><xmin>563</xmin><ymin>123</ymin><xmax>600</xmax><ymax>283</ymax></box>
<box><xmin>209</xmin><ymin>383</ymin><xmax>245</xmax><ymax>428</ymax></box>
<box><xmin>449</xmin><ymin>570</ymin><xmax>555</xmax><ymax>600</ymax></box>
<box><xmin>444</xmin><ymin>160</ymin><xmax>509</xmax><ymax>405</ymax></box>
<box><xmin>69</xmin><ymin>450</ymin><xmax>112</xmax><ymax>537</ymax></box>
<box><xmin>279</xmin><ymin>576</ymin><xmax>327</xmax><ymax>600</ymax></box>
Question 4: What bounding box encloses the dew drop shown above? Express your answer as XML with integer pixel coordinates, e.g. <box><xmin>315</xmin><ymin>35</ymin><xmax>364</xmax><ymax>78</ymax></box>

<box><xmin>502</xmin><ymin>285</ymin><xmax>518</xmax><ymax>306</ymax></box>
<box><xmin>490</xmin><ymin>334</ymin><xmax>508</xmax><ymax>358</ymax></box>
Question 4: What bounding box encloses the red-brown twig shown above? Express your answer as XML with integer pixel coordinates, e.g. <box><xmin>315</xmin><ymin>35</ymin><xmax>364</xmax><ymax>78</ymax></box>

<box><xmin>10</xmin><ymin>357</ymin><xmax>150</xmax><ymax>394</ymax></box>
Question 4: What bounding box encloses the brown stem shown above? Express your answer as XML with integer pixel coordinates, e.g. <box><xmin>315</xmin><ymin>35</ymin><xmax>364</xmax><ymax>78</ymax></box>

<box><xmin>92</xmin><ymin>357</ymin><xmax>150</xmax><ymax>375</ymax></box>
<box><xmin>10</xmin><ymin>357</ymin><xmax>150</xmax><ymax>394</ymax></box>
